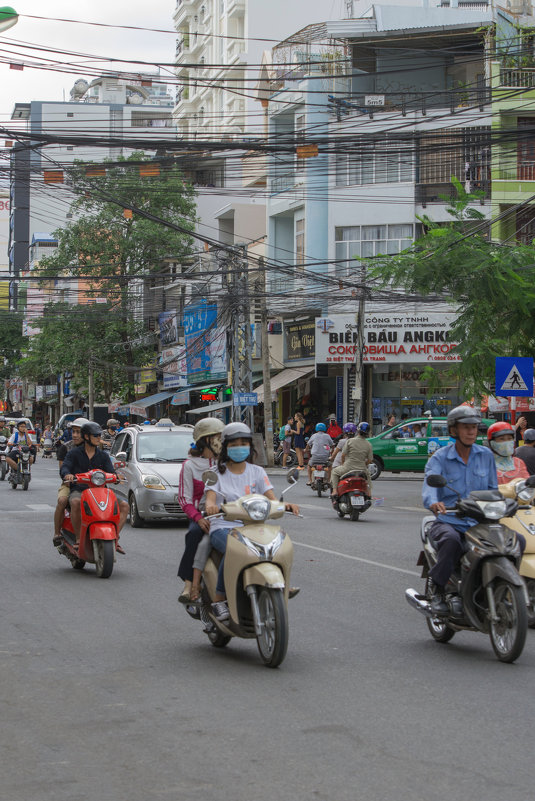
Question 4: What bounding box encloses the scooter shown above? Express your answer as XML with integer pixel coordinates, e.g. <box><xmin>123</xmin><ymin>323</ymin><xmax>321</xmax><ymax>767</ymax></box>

<box><xmin>8</xmin><ymin>445</ymin><xmax>32</xmax><ymax>490</ymax></box>
<box><xmin>0</xmin><ymin>436</ymin><xmax>8</xmax><ymax>480</ymax></box>
<box><xmin>41</xmin><ymin>437</ymin><xmax>54</xmax><ymax>458</ymax></box>
<box><xmin>405</xmin><ymin>474</ymin><xmax>531</xmax><ymax>663</ymax></box>
<box><xmin>189</xmin><ymin>469</ymin><xmax>299</xmax><ymax>668</ymax></box>
<box><xmin>56</xmin><ymin>469</ymin><xmax>121</xmax><ymax>578</ymax></box>
<box><xmin>332</xmin><ymin>471</ymin><xmax>372</xmax><ymax>521</ymax></box>
<box><xmin>310</xmin><ymin>463</ymin><xmax>330</xmax><ymax>497</ymax></box>
<box><xmin>499</xmin><ymin>476</ymin><xmax>535</xmax><ymax>627</ymax></box>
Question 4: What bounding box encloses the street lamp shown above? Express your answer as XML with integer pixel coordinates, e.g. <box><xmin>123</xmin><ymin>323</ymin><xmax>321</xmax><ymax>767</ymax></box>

<box><xmin>0</xmin><ymin>7</ymin><xmax>18</xmax><ymax>33</ymax></box>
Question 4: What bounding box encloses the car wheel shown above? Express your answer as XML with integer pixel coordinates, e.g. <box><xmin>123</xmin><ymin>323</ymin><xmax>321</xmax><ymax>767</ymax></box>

<box><xmin>369</xmin><ymin>457</ymin><xmax>383</xmax><ymax>480</ymax></box>
<box><xmin>129</xmin><ymin>493</ymin><xmax>144</xmax><ymax>528</ymax></box>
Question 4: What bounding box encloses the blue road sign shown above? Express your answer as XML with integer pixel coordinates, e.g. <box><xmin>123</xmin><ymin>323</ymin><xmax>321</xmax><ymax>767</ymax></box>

<box><xmin>233</xmin><ymin>392</ymin><xmax>258</xmax><ymax>406</ymax></box>
<box><xmin>495</xmin><ymin>357</ymin><xmax>534</xmax><ymax>397</ymax></box>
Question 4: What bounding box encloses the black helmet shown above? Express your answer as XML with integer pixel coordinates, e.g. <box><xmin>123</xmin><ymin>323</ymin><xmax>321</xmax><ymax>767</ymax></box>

<box><xmin>81</xmin><ymin>422</ymin><xmax>103</xmax><ymax>440</ymax></box>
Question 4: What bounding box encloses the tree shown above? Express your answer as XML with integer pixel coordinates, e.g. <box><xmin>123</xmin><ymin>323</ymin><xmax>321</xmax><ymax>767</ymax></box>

<box><xmin>369</xmin><ymin>180</ymin><xmax>535</xmax><ymax>395</ymax></box>
<box><xmin>29</xmin><ymin>152</ymin><xmax>196</xmax><ymax>400</ymax></box>
<box><xmin>0</xmin><ymin>309</ymin><xmax>27</xmax><ymax>383</ymax></box>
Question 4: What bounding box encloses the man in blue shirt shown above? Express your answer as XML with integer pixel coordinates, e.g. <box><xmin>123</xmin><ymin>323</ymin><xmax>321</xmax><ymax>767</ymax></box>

<box><xmin>422</xmin><ymin>405</ymin><xmax>524</xmax><ymax>615</ymax></box>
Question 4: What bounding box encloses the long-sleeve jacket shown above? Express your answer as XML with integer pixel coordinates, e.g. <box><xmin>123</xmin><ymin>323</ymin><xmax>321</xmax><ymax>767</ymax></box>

<box><xmin>60</xmin><ymin>446</ymin><xmax>115</xmax><ymax>492</ymax></box>
<box><xmin>177</xmin><ymin>455</ymin><xmax>217</xmax><ymax>523</ymax></box>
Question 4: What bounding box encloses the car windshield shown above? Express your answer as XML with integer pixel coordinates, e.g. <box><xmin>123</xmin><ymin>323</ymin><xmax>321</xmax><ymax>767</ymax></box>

<box><xmin>136</xmin><ymin>432</ymin><xmax>191</xmax><ymax>462</ymax></box>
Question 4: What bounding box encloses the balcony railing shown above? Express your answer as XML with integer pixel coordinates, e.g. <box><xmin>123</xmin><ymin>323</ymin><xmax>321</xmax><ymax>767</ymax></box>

<box><xmin>500</xmin><ymin>68</ymin><xmax>535</xmax><ymax>88</ymax></box>
<box><xmin>329</xmin><ymin>87</ymin><xmax>491</xmax><ymax>117</ymax></box>
<box><xmin>270</xmin><ymin>173</ymin><xmax>296</xmax><ymax>193</ymax></box>
<box><xmin>416</xmin><ymin>179</ymin><xmax>490</xmax><ymax>206</ymax></box>
<box><xmin>497</xmin><ymin>162</ymin><xmax>535</xmax><ymax>181</ymax></box>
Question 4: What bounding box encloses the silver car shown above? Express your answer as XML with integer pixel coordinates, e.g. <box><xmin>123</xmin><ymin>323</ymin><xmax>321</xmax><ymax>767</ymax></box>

<box><xmin>109</xmin><ymin>423</ymin><xmax>193</xmax><ymax>526</ymax></box>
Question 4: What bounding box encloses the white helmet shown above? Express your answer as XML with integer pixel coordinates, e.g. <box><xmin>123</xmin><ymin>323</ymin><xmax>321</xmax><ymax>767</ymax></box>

<box><xmin>72</xmin><ymin>417</ymin><xmax>88</xmax><ymax>429</ymax></box>
<box><xmin>222</xmin><ymin>422</ymin><xmax>252</xmax><ymax>442</ymax></box>
<box><xmin>193</xmin><ymin>417</ymin><xmax>225</xmax><ymax>443</ymax></box>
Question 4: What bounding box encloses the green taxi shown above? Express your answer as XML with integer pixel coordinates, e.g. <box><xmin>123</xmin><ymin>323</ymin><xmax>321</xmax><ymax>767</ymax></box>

<box><xmin>368</xmin><ymin>416</ymin><xmax>494</xmax><ymax>480</ymax></box>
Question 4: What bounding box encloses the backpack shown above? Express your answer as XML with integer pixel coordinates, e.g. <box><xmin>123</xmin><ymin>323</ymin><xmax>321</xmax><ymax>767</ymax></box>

<box><xmin>279</xmin><ymin>425</ymin><xmax>287</xmax><ymax>442</ymax></box>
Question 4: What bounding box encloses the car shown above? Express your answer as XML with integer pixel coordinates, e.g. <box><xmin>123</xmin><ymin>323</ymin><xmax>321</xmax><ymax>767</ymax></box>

<box><xmin>109</xmin><ymin>422</ymin><xmax>193</xmax><ymax>526</ymax></box>
<box><xmin>368</xmin><ymin>415</ymin><xmax>495</xmax><ymax>479</ymax></box>
<box><xmin>3</xmin><ymin>416</ymin><xmax>37</xmax><ymax>445</ymax></box>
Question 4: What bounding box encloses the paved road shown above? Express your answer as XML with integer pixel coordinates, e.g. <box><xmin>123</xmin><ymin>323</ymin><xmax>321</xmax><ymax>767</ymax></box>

<box><xmin>2</xmin><ymin>459</ymin><xmax>534</xmax><ymax>801</ymax></box>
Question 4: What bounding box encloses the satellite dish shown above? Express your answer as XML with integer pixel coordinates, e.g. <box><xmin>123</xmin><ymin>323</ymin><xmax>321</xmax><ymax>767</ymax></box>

<box><xmin>129</xmin><ymin>93</ymin><xmax>144</xmax><ymax>105</ymax></box>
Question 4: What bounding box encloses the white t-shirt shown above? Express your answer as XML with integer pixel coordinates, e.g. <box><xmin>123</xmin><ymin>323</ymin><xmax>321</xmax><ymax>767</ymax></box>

<box><xmin>209</xmin><ymin>462</ymin><xmax>274</xmax><ymax>532</ymax></box>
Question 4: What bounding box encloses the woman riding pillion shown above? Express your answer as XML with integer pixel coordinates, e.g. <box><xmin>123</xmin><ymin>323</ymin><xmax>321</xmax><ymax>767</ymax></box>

<box><xmin>204</xmin><ymin>422</ymin><xmax>300</xmax><ymax>623</ymax></box>
<box><xmin>177</xmin><ymin>417</ymin><xmax>225</xmax><ymax>604</ymax></box>
<box><xmin>487</xmin><ymin>421</ymin><xmax>529</xmax><ymax>485</ymax></box>
<box><xmin>330</xmin><ymin>422</ymin><xmax>373</xmax><ymax>499</ymax></box>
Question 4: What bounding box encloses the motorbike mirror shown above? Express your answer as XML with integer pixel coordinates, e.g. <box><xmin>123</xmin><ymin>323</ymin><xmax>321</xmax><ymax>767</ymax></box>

<box><xmin>287</xmin><ymin>468</ymin><xmax>299</xmax><ymax>484</ymax></box>
<box><xmin>202</xmin><ymin>469</ymin><xmax>218</xmax><ymax>487</ymax></box>
<box><xmin>115</xmin><ymin>451</ymin><xmax>127</xmax><ymax>462</ymax></box>
<box><xmin>426</xmin><ymin>474</ymin><xmax>447</xmax><ymax>488</ymax></box>
<box><xmin>526</xmin><ymin>476</ymin><xmax>535</xmax><ymax>488</ymax></box>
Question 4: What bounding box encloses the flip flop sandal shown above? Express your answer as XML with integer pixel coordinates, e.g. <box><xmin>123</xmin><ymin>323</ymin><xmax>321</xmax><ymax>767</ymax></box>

<box><xmin>116</xmin><ymin>543</ymin><xmax>126</xmax><ymax>555</ymax></box>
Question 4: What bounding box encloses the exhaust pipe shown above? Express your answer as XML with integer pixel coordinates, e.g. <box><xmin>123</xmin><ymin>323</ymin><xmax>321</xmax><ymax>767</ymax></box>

<box><xmin>405</xmin><ymin>587</ymin><xmax>435</xmax><ymax>618</ymax></box>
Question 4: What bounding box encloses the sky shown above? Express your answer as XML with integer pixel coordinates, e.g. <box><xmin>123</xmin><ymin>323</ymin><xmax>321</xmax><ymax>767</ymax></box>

<box><xmin>0</xmin><ymin>1</ymin><xmax>177</xmax><ymax>119</ymax></box>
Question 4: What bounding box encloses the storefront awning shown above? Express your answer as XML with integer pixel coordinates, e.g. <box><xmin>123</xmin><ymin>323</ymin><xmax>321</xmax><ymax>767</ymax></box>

<box><xmin>128</xmin><ymin>391</ymin><xmax>175</xmax><ymax>416</ymax></box>
<box><xmin>185</xmin><ymin>400</ymin><xmax>233</xmax><ymax>416</ymax></box>
<box><xmin>255</xmin><ymin>368</ymin><xmax>314</xmax><ymax>404</ymax></box>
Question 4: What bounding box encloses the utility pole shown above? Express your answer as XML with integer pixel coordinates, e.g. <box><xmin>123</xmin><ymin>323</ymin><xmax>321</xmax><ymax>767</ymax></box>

<box><xmin>88</xmin><ymin>358</ymin><xmax>94</xmax><ymax>421</ymax></box>
<box><xmin>228</xmin><ymin>244</ymin><xmax>254</xmax><ymax>429</ymax></box>
<box><xmin>259</xmin><ymin>257</ymin><xmax>274</xmax><ymax>466</ymax></box>
<box><xmin>59</xmin><ymin>373</ymin><xmax>64</xmax><ymax>419</ymax></box>
<box><xmin>350</xmin><ymin>265</ymin><xmax>366</xmax><ymax>422</ymax></box>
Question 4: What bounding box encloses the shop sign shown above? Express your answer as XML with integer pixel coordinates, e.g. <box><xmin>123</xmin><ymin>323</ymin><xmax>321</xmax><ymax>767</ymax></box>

<box><xmin>285</xmin><ymin>319</ymin><xmax>315</xmax><ymax>362</ymax></box>
<box><xmin>36</xmin><ymin>386</ymin><xmax>44</xmax><ymax>401</ymax></box>
<box><xmin>139</xmin><ymin>363</ymin><xmax>157</xmax><ymax>385</ymax></box>
<box><xmin>315</xmin><ymin>313</ymin><xmax>461</xmax><ymax>365</ymax></box>
<box><xmin>171</xmin><ymin>390</ymin><xmax>190</xmax><ymax>406</ymax></box>
<box><xmin>158</xmin><ymin>310</ymin><xmax>179</xmax><ymax>347</ymax></box>
<box><xmin>161</xmin><ymin>346</ymin><xmax>187</xmax><ymax>390</ymax></box>
<box><xmin>183</xmin><ymin>304</ymin><xmax>227</xmax><ymax>384</ymax></box>
<box><xmin>45</xmin><ymin>384</ymin><xmax>57</xmax><ymax>397</ymax></box>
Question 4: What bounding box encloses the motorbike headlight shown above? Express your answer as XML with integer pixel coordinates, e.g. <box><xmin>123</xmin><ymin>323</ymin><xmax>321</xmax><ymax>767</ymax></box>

<box><xmin>516</xmin><ymin>481</ymin><xmax>535</xmax><ymax>503</ymax></box>
<box><xmin>242</xmin><ymin>497</ymin><xmax>271</xmax><ymax>522</ymax></box>
<box><xmin>142</xmin><ymin>474</ymin><xmax>165</xmax><ymax>490</ymax></box>
<box><xmin>477</xmin><ymin>500</ymin><xmax>507</xmax><ymax>520</ymax></box>
<box><xmin>232</xmin><ymin>529</ymin><xmax>286</xmax><ymax>560</ymax></box>
<box><xmin>91</xmin><ymin>470</ymin><xmax>106</xmax><ymax>486</ymax></box>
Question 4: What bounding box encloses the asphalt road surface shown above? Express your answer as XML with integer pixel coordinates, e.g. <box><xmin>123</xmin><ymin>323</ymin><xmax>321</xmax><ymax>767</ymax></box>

<box><xmin>2</xmin><ymin>458</ymin><xmax>534</xmax><ymax>801</ymax></box>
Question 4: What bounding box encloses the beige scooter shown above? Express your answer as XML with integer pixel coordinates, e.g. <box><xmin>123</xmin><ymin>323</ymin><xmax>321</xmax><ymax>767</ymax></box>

<box><xmin>499</xmin><ymin>475</ymin><xmax>535</xmax><ymax>627</ymax></box>
<box><xmin>195</xmin><ymin>469</ymin><xmax>298</xmax><ymax>668</ymax></box>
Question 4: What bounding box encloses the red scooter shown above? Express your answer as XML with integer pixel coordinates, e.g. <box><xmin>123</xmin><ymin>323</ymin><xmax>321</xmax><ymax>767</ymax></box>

<box><xmin>56</xmin><ymin>469</ymin><xmax>121</xmax><ymax>578</ymax></box>
<box><xmin>332</xmin><ymin>471</ymin><xmax>372</xmax><ymax>521</ymax></box>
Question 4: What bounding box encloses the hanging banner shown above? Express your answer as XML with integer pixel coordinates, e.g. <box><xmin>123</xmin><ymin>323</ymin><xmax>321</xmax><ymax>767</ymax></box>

<box><xmin>183</xmin><ymin>303</ymin><xmax>227</xmax><ymax>384</ymax></box>
<box><xmin>161</xmin><ymin>346</ymin><xmax>187</xmax><ymax>390</ymax></box>
<box><xmin>158</xmin><ymin>310</ymin><xmax>179</xmax><ymax>347</ymax></box>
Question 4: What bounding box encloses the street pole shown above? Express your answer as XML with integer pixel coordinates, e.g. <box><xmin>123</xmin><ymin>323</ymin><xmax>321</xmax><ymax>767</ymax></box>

<box><xmin>88</xmin><ymin>359</ymin><xmax>94</xmax><ymax>421</ymax></box>
<box><xmin>351</xmin><ymin>266</ymin><xmax>366</xmax><ymax>422</ymax></box>
<box><xmin>59</xmin><ymin>373</ymin><xmax>64</xmax><ymax>419</ymax></box>
<box><xmin>260</xmin><ymin>257</ymin><xmax>274</xmax><ymax>467</ymax></box>
<box><xmin>230</xmin><ymin>244</ymin><xmax>254</xmax><ymax>429</ymax></box>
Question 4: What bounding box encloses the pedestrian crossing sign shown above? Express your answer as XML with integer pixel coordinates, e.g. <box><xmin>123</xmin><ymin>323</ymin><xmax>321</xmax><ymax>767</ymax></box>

<box><xmin>495</xmin><ymin>357</ymin><xmax>534</xmax><ymax>397</ymax></box>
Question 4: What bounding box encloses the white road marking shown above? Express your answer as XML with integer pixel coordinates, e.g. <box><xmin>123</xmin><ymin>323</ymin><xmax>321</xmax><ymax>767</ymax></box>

<box><xmin>293</xmin><ymin>540</ymin><xmax>419</xmax><ymax>576</ymax></box>
<box><xmin>26</xmin><ymin>504</ymin><xmax>55</xmax><ymax>511</ymax></box>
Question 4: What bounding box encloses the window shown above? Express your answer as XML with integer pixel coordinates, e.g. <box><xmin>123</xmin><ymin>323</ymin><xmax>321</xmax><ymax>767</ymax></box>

<box><xmin>335</xmin><ymin>138</ymin><xmax>414</xmax><ymax>186</ymax></box>
<box><xmin>295</xmin><ymin>218</ymin><xmax>305</xmax><ymax>270</ymax></box>
<box><xmin>335</xmin><ymin>224</ymin><xmax>414</xmax><ymax>279</ymax></box>
<box><xmin>295</xmin><ymin>114</ymin><xmax>306</xmax><ymax>176</ymax></box>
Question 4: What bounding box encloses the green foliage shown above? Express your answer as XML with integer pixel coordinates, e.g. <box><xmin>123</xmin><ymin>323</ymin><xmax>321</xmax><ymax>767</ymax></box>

<box><xmin>369</xmin><ymin>182</ymin><xmax>535</xmax><ymax>395</ymax></box>
<box><xmin>0</xmin><ymin>310</ymin><xmax>27</xmax><ymax>382</ymax></box>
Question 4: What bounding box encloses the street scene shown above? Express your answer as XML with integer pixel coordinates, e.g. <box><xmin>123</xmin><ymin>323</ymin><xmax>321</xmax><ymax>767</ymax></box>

<box><xmin>3</xmin><ymin>1</ymin><xmax>535</xmax><ymax>799</ymax></box>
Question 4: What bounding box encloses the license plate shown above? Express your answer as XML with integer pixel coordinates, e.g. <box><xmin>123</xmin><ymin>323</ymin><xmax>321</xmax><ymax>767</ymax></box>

<box><xmin>314</xmin><ymin>470</ymin><xmax>325</xmax><ymax>478</ymax></box>
<box><xmin>351</xmin><ymin>496</ymin><xmax>365</xmax><ymax>506</ymax></box>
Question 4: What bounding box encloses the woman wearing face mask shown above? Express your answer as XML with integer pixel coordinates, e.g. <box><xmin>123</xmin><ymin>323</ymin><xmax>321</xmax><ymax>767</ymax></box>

<box><xmin>204</xmin><ymin>422</ymin><xmax>299</xmax><ymax>623</ymax></box>
<box><xmin>177</xmin><ymin>417</ymin><xmax>224</xmax><ymax>603</ymax></box>
<box><xmin>487</xmin><ymin>422</ymin><xmax>529</xmax><ymax>485</ymax></box>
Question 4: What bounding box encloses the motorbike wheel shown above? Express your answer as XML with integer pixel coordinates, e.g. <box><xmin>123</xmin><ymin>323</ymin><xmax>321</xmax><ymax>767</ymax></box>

<box><xmin>207</xmin><ymin>628</ymin><xmax>231</xmax><ymax>648</ymax></box>
<box><xmin>22</xmin><ymin>476</ymin><xmax>30</xmax><ymax>491</ymax></box>
<box><xmin>337</xmin><ymin>510</ymin><xmax>345</xmax><ymax>518</ymax></box>
<box><xmin>525</xmin><ymin>579</ymin><xmax>535</xmax><ymax>628</ymax></box>
<box><xmin>285</xmin><ymin>451</ymin><xmax>298</xmax><ymax>468</ymax></box>
<box><xmin>94</xmin><ymin>540</ymin><xmax>114</xmax><ymax>579</ymax></box>
<box><xmin>350</xmin><ymin>510</ymin><xmax>360</xmax><ymax>521</ymax></box>
<box><xmin>316</xmin><ymin>487</ymin><xmax>322</xmax><ymax>498</ymax></box>
<box><xmin>426</xmin><ymin>617</ymin><xmax>456</xmax><ymax>643</ymax></box>
<box><xmin>489</xmin><ymin>580</ymin><xmax>527</xmax><ymax>663</ymax></box>
<box><xmin>129</xmin><ymin>494</ymin><xmax>144</xmax><ymax>528</ymax></box>
<box><xmin>0</xmin><ymin>463</ymin><xmax>5</xmax><ymax>480</ymax></box>
<box><xmin>71</xmin><ymin>558</ymin><xmax>86</xmax><ymax>570</ymax></box>
<box><xmin>10</xmin><ymin>480</ymin><xmax>17</xmax><ymax>489</ymax></box>
<box><xmin>256</xmin><ymin>587</ymin><xmax>288</xmax><ymax>668</ymax></box>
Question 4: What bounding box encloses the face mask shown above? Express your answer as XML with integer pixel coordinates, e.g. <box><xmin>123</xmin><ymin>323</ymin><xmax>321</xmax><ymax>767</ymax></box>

<box><xmin>492</xmin><ymin>440</ymin><xmax>515</xmax><ymax>457</ymax></box>
<box><xmin>227</xmin><ymin>445</ymin><xmax>250</xmax><ymax>463</ymax></box>
<box><xmin>209</xmin><ymin>436</ymin><xmax>222</xmax><ymax>456</ymax></box>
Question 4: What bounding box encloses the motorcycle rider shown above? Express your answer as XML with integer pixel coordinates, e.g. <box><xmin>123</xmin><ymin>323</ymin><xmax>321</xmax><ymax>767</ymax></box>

<box><xmin>204</xmin><ymin>422</ymin><xmax>299</xmax><ymax>623</ymax></box>
<box><xmin>0</xmin><ymin>415</ymin><xmax>11</xmax><ymax>439</ymax></box>
<box><xmin>487</xmin><ymin>421</ymin><xmax>529</xmax><ymax>485</ymax></box>
<box><xmin>101</xmin><ymin>418</ymin><xmax>120</xmax><ymax>450</ymax></box>
<box><xmin>53</xmin><ymin>417</ymin><xmax>85</xmax><ymax>546</ymax></box>
<box><xmin>330</xmin><ymin>422</ymin><xmax>372</xmax><ymax>499</ymax></box>
<box><xmin>6</xmin><ymin>420</ymin><xmax>36</xmax><ymax>473</ymax></box>
<box><xmin>330</xmin><ymin>423</ymin><xmax>357</xmax><ymax>470</ymax></box>
<box><xmin>60</xmin><ymin>422</ymin><xmax>128</xmax><ymax>551</ymax></box>
<box><xmin>515</xmin><ymin>428</ymin><xmax>535</xmax><ymax>475</ymax></box>
<box><xmin>305</xmin><ymin>422</ymin><xmax>334</xmax><ymax>485</ymax></box>
<box><xmin>422</xmin><ymin>405</ymin><xmax>526</xmax><ymax>615</ymax></box>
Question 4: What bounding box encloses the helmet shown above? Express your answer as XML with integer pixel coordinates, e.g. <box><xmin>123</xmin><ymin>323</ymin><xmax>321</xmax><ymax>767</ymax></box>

<box><xmin>66</xmin><ymin>421</ymin><xmax>73</xmax><ymax>428</ymax></box>
<box><xmin>447</xmin><ymin>405</ymin><xmax>481</xmax><ymax>431</ymax></box>
<box><xmin>107</xmin><ymin>418</ymin><xmax>119</xmax><ymax>428</ymax></box>
<box><xmin>524</xmin><ymin>428</ymin><xmax>535</xmax><ymax>443</ymax></box>
<box><xmin>358</xmin><ymin>421</ymin><xmax>370</xmax><ymax>436</ymax></box>
<box><xmin>222</xmin><ymin>422</ymin><xmax>252</xmax><ymax>442</ymax></box>
<box><xmin>343</xmin><ymin>423</ymin><xmax>357</xmax><ymax>434</ymax></box>
<box><xmin>16</xmin><ymin>420</ymin><xmax>26</xmax><ymax>429</ymax></box>
<box><xmin>487</xmin><ymin>421</ymin><xmax>514</xmax><ymax>442</ymax></box>
<box><xmin>143</xmin><ymin>420</ymin><xmax>151</xmax><ymax>425</ymax></box>
<box><xmin>151</xmin><ymin>419</ymin><xmax>157</xmax><ymax>425</ymax></box>
<box><xmin>72</xmin><ymin>417</ymin><xmax>87</xmax><ymax>429</ymax></box>
<box><xmin>315</xmin><ymin>423</ymin><xmax>327</xmax><ymax>432</ymax></box>
<box><xmin>81</xmin><ymin>422</ymin><xmax>103</xmax><ymax>439</ymax></box>
<box><xmin>193</xmin><ymin>417</ymin><xmax>225</xmax><ymax>444</ymax></box>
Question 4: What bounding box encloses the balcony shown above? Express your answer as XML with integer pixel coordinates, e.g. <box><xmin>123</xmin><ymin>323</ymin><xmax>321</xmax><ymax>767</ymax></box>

<box><xmin>496</xmin><ymin>162</ymin><xmax>535</xmax><ymax>181</ymax></box>
<box><xmin>416</xmin><ymin>179</ymin><xmax>490</xmax><ymax>206</ymax></box>
<box><xmin>270</xmin><ymin>173</ymin><xmax>296</xmax><ymax>194</ymax></box>
<box><xmin>499</xmin><ymin>68</ymin><xmax>535</xmax><ymax>88</ymax></box>
<box><xmin>329</xmin><ymin>87</ymin><xmax>491</xmax><ymax>118</ymax></box>
<box><xmin>227</xmin><ymin>39</ymin><xmax>245</xmax><ymax>64</ymax></box>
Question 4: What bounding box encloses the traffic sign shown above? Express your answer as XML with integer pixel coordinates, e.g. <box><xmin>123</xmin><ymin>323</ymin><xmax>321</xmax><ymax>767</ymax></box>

<box><xmin>233</xmin><ymin>392</ymin><xmax>258</xmax><ymax>406</ymax></box>
<box><xmin>495</xmin><ymin>357</ymin><xmax>534</xmax><ymax>397</ymax></box>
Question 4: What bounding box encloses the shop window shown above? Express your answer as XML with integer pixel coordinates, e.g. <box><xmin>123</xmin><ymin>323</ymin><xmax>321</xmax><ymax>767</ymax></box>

<box><xmin>295</xmin><ymin>218</ymin><xmax>305</xmax><ymax>270</ymax></box>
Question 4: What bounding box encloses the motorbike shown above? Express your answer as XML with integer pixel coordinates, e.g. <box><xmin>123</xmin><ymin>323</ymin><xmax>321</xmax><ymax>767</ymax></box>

<box><xmin>8</xmin><ymin>444</ymin><xmax>32</xmax><ymax>490</ymax></box>
<box><xmin>332</xmin><ymin>470</ymin><xmax>372</xmax><ymax>521</ymax></box>
<box><xmin>499</xmin><ymin>476</ymin><xmax>535</xmax><ymax>628</ymax></box>
<box><xmin>0</xmin><ymin>436</ymin><xmax>8</xmax><ymax>480</ymax></box>
<box><xmin>310</xmin><ymin>463</ymin><xmax>330</xmax><ymax>497</ymax></box>
<box><xmin>56</xmin><ymin>469</ymin><xmax>121</xmax><ymax>578</ymax></box>
<box><xmin>186</xmin><ymin>469</ymin><xmax>299</xmax><ymax>668</ymax></box>
<box><xmin>41</xmin><ymin>437</ymin><xmax>55</xmax><ymax>458</ymax></box>
<box><xmin>405</xmin><ymin>474</ymin><xmax>531</xmax><ymax>663</ymax></box>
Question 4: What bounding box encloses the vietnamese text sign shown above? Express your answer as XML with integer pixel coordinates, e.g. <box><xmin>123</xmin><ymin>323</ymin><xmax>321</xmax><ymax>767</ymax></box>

<box><xmin>233</xmin><ymin>392</ymin><xmax>258</xmax><ymax>406</ymax></box>
<box><xmin>315</xmin><ymin>313</ymin><xmax>461</xmax><ymax>364</ymax></box>
<box><xmin>183</xmin><ymin>304</ymin><xmax>227</xmax><ymax>384</ymax></box>
<box><xmin>495</xmin><ymin>357</ymin><xmax>534</xmax><ymax>397</ymax></box>
<box><xmin>285</xmin><ymin>319</ymin><xmax>315</xmax><ymax>361</ymax></box>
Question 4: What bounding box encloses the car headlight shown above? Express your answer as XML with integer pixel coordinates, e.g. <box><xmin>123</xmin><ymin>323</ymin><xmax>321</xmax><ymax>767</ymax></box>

<box><xmin>242</xmin><ymin>497</ymin><xmax>271</xmax><ymax>522</ymax></box>
<box><xmin>91</xmin><ymin>470</ymin><xmax>106</xmax><ymax>486</ymax></box>
<box><xmin>142</xmin><ymin>474</ymin><xmax>165</xmax><ymax>490</ymax></box>
<box><xmin>477</xmin><ymin>500</ymin><xmax>507</xmax><ymax>520</ymax></box>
